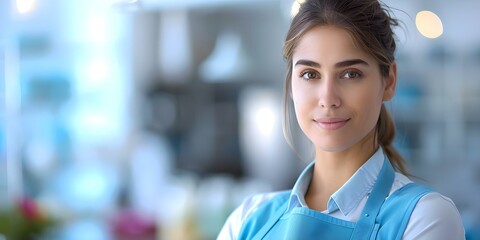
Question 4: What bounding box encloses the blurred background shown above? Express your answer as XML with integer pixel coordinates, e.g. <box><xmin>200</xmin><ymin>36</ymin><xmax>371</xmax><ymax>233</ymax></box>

<box><xmin>0</xmin><ymin>0</ymin><xmax>479</xmax><ymax>239</ymax></box>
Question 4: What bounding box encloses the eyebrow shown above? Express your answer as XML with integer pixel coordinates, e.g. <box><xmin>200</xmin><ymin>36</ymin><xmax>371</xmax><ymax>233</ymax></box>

<box><xmin>294</xmin><ymin>59</ymin><xmax>320</xmax><ymax>68</ymax></box>
<box><xmin>294</xmin><ymin>59</ymin><xmax>369</xmax><ymax>68</ymax></box>
<box><xmin>335</xmin><ymin>59</ymin><xmax>369</xmax><ymax>68</ymax></box>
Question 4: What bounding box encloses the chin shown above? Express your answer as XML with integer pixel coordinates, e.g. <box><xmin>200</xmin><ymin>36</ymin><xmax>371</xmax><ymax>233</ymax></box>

<box><xmin>313</xmin><ymin>140</ymin><xmax>353</xmax><ymax>153</ymax></box>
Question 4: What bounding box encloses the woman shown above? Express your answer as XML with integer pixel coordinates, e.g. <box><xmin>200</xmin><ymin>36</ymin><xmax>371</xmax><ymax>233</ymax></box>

<box><xmin>218</xmin><ymin>0</ymin><xmax>465</xmax><ymax>239</ymax></box>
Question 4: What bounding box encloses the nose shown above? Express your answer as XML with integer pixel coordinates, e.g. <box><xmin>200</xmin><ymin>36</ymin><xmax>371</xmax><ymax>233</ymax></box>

<box><xmin>318</xmin><ymin>78</ymin><xmax>341</xmax><ymax>108</ymax></box>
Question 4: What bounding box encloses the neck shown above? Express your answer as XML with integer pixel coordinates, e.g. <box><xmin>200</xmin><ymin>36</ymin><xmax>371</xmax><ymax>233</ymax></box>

<box><xmin>305</xmin><ymin>129</ymin><xmax>379</xmax><ymax>211</ymax></box>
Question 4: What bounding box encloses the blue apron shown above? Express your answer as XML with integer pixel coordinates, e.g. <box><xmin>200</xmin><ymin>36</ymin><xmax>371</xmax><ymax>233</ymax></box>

<box><xmin>238</xmin><ymin>159</ymin><xmax>432</xmax><ymax>240</ymax></box>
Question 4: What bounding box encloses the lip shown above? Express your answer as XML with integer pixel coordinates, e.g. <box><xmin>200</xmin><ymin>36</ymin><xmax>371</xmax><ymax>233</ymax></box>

<box><xmin>314</xmin><ymin>118</ymin><xmax>350</xmax><ymax>130</ymax></box>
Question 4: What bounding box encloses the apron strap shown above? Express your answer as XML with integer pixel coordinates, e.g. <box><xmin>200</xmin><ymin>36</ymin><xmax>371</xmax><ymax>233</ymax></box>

<box><xmin>350</xmin><ymin>157</ymin><xmax>395</xmax><ymax>240</ymax></box>
<box><xmin>252</xmin><ymin>200</ymin><xmax>289</xmax><ymax>240</ymax></box>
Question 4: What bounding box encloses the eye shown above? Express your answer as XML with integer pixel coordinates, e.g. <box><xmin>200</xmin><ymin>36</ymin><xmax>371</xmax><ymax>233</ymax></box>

<box><xmin>342</xmin><ymin>70</ymin><xmax>362</xmax><ymax>79</ymax></box>
<box><xmin>300</xmin><ymin>71</ymin><xmax>318</xmax><ymax>80</ymax></box>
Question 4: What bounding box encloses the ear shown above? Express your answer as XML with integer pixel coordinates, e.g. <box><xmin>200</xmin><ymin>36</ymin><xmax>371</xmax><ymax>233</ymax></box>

<box><xmin>383</xmin><ymin>62</ymin><xmax>397</xmax><ymax>101</ymax></box>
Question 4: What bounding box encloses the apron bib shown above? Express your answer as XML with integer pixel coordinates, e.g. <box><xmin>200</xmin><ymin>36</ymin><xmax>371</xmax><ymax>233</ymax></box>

<box><xmin>241</xmin><ymin>158</ymin><xmax>399</xmax><ymax>240</ymax></box>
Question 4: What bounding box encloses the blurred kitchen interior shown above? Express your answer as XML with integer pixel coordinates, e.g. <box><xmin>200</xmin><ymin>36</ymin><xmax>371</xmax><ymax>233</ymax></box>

<box><xmin>1</xmin><ymin>0</ymin><xmax>480</xmax><ymax>239</ymax></box>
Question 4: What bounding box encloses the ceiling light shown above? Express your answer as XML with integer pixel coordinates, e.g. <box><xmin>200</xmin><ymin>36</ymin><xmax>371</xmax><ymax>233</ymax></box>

<box><xmin>416</xmin><ymin>10</ymin><xmax>443</xmax><ymax>39</ymax></box>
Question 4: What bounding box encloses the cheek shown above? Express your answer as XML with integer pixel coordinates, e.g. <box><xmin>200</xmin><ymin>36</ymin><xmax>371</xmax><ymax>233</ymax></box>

<box><xmin>291</xmin><ymin>86</ymin><xmax>311</xmax><ymax>125</ymax></box>
<box><xmin>347</xmin><ymin>85</ymin><xmax>383</xmax><ymax>119</ymax></box>
<box><xmin>291</xmin><ymin>84</ymin><xmax>312</xmax><ymax>112</ymax></box>
<box><xmin>291</xmin><ymin>80</ymin><xmax>313</xmax><ymax>103</ymax></box>
<box><xmin>292</xmin><ymin>95</ymin><xmax>307</xmax><ymax>119</ymax></box>
<box><xmin>354</xmin><ymin>92</ymin><xmax>384</xmax><ymax>125</ymax></box>
<box><xmin>291</xmin><ymin>82</ymin><xmax>302</xmax><ymax>107</ymax></box>
<box><xmin>351</xmin><ymin>81</ymin><xmax>384</xmax><ymax>105</ymax></box>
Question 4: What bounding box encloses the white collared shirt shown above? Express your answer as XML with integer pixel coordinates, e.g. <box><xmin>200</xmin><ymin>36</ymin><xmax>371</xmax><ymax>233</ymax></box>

<box><xmin>218</xmin><ymin>148</ymin><xmax>465</xmax><ymax>239</ymax></box>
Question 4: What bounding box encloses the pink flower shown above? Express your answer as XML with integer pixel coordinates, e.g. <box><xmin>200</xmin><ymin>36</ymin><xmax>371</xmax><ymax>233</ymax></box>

<box><xmin>17</xmin><ymin>197</ymin><xmax>41</xmax><ymax>220</ymax></box>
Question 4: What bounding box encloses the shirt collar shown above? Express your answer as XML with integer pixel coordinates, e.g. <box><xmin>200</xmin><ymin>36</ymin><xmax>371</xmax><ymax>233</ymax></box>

<box><xmin>287</xmin><ymin>148</ymin><xmax>385</xmax><ymax>216</ymax></box>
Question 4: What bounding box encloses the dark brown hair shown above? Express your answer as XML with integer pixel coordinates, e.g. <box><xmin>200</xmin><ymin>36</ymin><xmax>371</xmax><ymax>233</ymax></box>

<box><xmin>282</xmin><ymin>0</ymin><xmax>408</xmax><ymax>175</ymax></box>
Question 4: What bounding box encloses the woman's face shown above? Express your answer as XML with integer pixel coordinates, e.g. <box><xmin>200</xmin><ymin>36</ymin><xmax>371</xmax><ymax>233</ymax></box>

<box><xmin>291</xmin><ymin>25</ymin><xmax>396</xmax><ymax>152</ymax></box>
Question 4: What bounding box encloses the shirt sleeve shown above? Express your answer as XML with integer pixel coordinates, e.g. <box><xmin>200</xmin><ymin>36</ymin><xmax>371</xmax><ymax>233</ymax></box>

<box><xmin>403</xmin><ymin>192</ymin><xmax>465</xmax><ymax>240</ymax></box>
<box><xmin>217</xmin><ymin>202</ymin><xmax>243</xmax><ymax>240</ymax></box>
<box><xmin>217</xmin><ymin>192</ymin><xmax>282</xmax><ymax>240</ymax></box>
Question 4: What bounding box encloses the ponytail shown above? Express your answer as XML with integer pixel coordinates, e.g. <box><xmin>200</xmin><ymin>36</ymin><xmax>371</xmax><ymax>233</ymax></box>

<box><xmin>377</xmin><ymin>104</ymin><xmax>409</xmax><ymax>176</ymax></box>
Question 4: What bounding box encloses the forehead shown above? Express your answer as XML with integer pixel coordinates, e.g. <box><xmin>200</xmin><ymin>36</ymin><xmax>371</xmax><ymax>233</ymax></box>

<box><xmin>293</xmin><ymin>25</ymin><xmax>375</xmax><ymax>65</ymax></box>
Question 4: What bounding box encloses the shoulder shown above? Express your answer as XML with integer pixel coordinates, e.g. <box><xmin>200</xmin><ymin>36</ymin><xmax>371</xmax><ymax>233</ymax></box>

<box><xmin>237</xmin><ymin>191</ymin><xmax>288</xmax><ymax>222</ymax></box>
<box><xmin>403</xmin><ymin>192</ymin><xmax>465</xmax><ymax>240</ymax></box>
<box><xmin>217</xmin><ymin>191</ymin><xmax>288</xmax><ymax>240</ymax></box>
<box><xmin>389</xmin><ymin>172</ymin><xmax>413</xmax><ymax>195</ymax></box>
<box><xmin>381</xmin><ymin>173</ymin><xmax>465</xmax><ymax>239</ymax></box>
